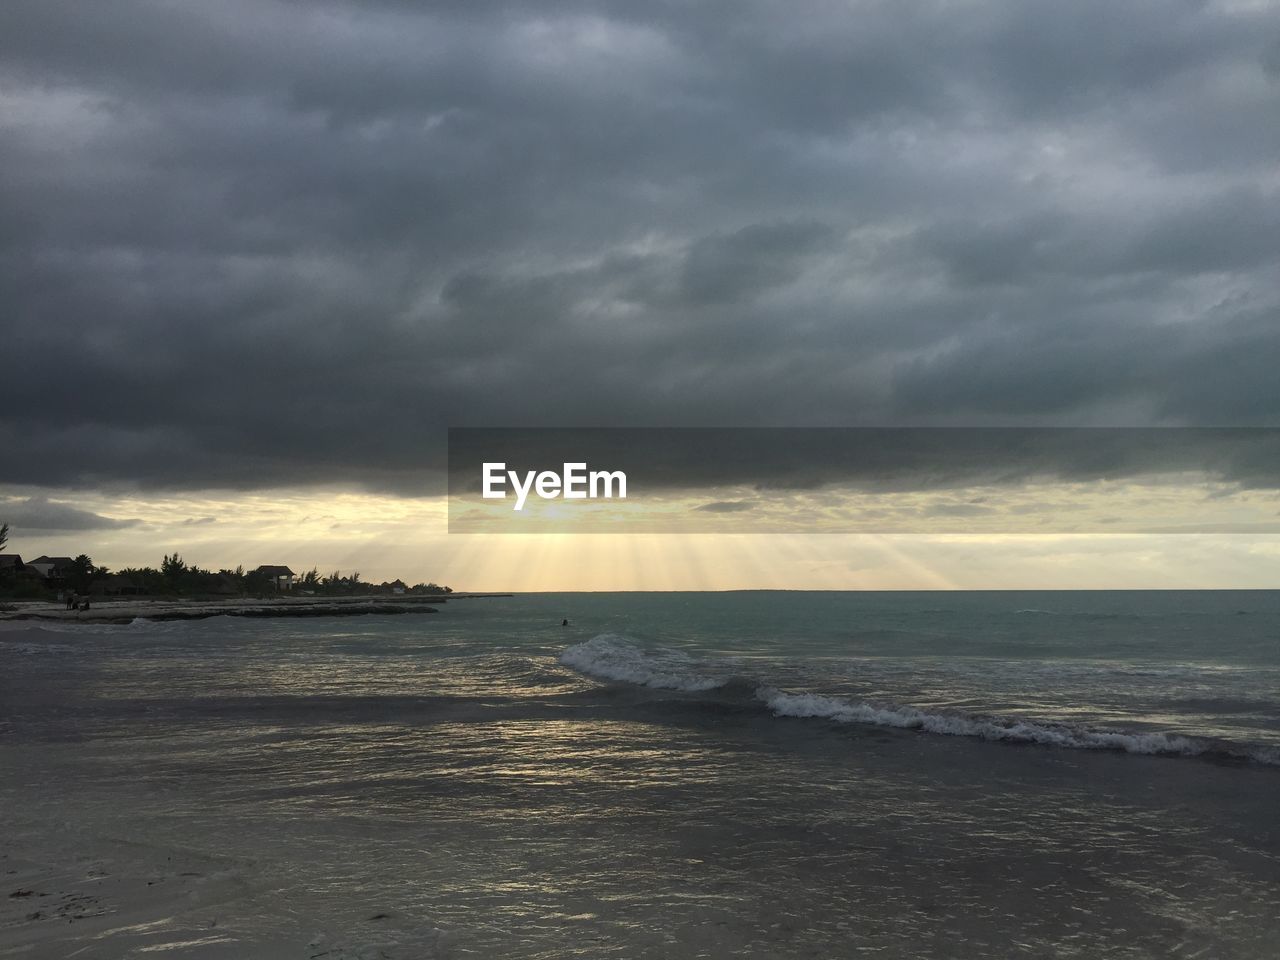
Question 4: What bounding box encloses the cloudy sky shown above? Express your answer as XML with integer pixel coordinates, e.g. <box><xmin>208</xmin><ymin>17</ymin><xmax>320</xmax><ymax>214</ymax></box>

<box><xmin>2</xmin><ymin>0</ymin><xmax>1279</xmax><ymax>587</ymax></box>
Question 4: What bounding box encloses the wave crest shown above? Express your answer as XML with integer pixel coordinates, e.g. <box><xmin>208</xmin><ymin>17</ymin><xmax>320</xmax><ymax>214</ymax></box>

<box><xmin>559</xmin><ymin>634</ymin><xmax>726</xmax><ymax>691</ymax></box>
<box><xmin>558</xmin><ymin>637</ymin><xmax>1280</xmax><ymax>766</ymax></box>
<box><xmin>756</xmin><ymin>687</ymin><xmax>1279</xmax><ymax>762</ymax></box>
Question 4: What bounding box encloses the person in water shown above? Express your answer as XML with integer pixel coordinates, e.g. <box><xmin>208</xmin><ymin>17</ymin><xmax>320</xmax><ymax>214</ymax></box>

<box><xmin>562</xmin><ymin>618</ymin><xmax>569</xmax><ymax>626</ymax></box>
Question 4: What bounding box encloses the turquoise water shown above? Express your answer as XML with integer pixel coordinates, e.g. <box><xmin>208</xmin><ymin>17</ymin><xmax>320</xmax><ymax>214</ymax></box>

<box><xmin>2</xmin><ymin>591</ymin><xmax>1279</xmax><ymax>958</ymax></box>
<box><xmin>543</xmin><ymin>590</ymin><xmax>1280</xmax><ymax>756</ymax></box>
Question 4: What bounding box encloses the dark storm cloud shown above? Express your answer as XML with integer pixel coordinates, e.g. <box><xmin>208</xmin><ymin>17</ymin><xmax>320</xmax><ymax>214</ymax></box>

<box><xmin>0</xmin><ymin>497</ymin><xmax>141</xmax><ymax>532</ymax></box>
<box><xmin>1</xmin><ymin>0</ymin><xmax>1278</xmax><ymax>495</ymax></box>
<box><xmin>694</xmin><ymin>501</ymin><xmax>758</xmax><ymax>514</ymax></box>
<box><xmin>447</xmin><ymin>428</ymin><xmax>1280</xmax><ymax>496</ymax></box>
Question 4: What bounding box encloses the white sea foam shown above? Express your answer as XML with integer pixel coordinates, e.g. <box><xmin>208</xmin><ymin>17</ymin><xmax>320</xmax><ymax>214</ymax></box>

<box><xmin>558</xmin><ymin>637</ymin><xmax>1280</xmax><ymax>765</ymax></box>
<box><xmin>757</xmin><ymin>687</ymin><xmax>1242</xmax><ymax>759</ymax></box>
<box><xmin>559</xmin><ymin>634</ymin><xmax>725</xmax><ymax>691</ymax></box>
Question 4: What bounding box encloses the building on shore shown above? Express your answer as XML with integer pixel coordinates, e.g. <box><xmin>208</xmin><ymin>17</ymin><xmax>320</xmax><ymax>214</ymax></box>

<box><xmin>28</xmin><ymin>556</ymin><xmax>76</xmax><ymax>580</ymax></box>
<box><xmin>0</xmin><ymin>554</ymin><xmax>31</xmax><ymax>578</ymax></box>
<box><xmin>254</xmin><ymin>565</ymin><xmax>296</xmax><ymax>591</ymax></box>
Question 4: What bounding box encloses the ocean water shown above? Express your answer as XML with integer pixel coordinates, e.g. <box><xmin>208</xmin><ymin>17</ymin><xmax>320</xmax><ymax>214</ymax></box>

<box><xmin>2</xmin><ymin>591</ymin><xmax>1279</xmax><ymax>958</ymax></box>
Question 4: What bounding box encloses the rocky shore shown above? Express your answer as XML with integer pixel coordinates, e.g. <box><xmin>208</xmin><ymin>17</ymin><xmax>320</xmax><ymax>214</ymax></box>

<box><xmin>0</xmin><ymin>594</ymin><xmax>509</xmax><ymax>625</ymax></box>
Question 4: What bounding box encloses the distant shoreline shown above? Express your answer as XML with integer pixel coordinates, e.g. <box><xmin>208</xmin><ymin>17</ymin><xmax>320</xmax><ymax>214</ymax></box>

<box><xmin>0</xmin><ymin>593</ymin><xmax>512</xmax><ymax>625</ymax></box>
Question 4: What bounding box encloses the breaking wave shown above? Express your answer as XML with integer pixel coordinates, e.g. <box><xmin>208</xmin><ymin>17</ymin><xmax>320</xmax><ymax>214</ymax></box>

<box><xmin>559</xmin><ymin>634</ymin><xmax>728</xmax><ymax>691</ymax></box>
<box><xmin>559</xmin><ymin>634</ymin><xmax>1280</xmax><ymax>767</ymax></box>
<box><xmin>763</xmin><ymin>689</ymin><xmax>1197</xmax><ymax>757</ymax></box>
<box><xmin>0</xmin><ymin>624</ymin><xmax>81</xmax><ymax>655</ymax></box>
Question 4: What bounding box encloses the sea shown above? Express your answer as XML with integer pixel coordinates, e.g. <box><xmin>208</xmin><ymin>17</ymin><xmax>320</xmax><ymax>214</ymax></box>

<box><xmin>2</xmin><ymin>591</ymin><xmax>1279</xmax><ymax>959</ymax></box>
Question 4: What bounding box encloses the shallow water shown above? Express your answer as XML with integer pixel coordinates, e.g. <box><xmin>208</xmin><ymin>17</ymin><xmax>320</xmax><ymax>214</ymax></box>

<box><xmin>2</xmin><ymin>591</ymin><xmax>1279</xmax><ymax>958</ymax></box>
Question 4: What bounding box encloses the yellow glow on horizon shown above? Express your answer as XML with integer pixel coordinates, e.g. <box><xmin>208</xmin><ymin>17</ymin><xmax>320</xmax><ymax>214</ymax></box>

<box><xmin>4</xmin><ymin>486</ymin><xmax>1280</xmax><ymax>591</ymax></box>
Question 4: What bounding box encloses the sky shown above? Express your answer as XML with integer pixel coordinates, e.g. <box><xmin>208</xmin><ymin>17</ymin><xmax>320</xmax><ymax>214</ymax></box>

<box><xmin>2</xmin><ymin>0</ymin><xmax>1279</xmax><ymax>589</ymax></box>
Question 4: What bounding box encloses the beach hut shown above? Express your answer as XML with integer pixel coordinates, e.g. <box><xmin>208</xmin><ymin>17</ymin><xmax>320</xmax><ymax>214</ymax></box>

<box><xmin>254</xmin><ymin>565</ymin><xmax>297</xmax><ymax>591</ymax></box>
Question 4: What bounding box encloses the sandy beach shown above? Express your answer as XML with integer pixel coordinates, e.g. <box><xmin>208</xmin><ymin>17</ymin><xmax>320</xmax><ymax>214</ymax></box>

<box><xmin>1</xmin><ymin>812</ymin><xmax>451</xmax><ymax>959</ymax></box>
<box><xmin>2</xmin><ymin>833</ymin><xmax>261</xmax><ymax>959</ymax></box>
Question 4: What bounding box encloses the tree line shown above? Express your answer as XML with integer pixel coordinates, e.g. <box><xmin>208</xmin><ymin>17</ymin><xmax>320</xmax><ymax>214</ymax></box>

<box><xmin>0</xmin><ymin>530</ymin><xmax>451</xmax><ymax>599</ymax></box>
<box><xmin>115</xmin><ymin>555</ymin><xmax>450</xmax><ymax>597</ymax></box>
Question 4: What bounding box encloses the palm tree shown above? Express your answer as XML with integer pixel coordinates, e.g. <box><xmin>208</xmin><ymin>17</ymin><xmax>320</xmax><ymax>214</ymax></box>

<box><xmin>69</xmin><ymin>555</ymin><xmax>95</xmax><ymax>593</ymax></box>
<box><xmin>0</xmin><ymin>522</ymin><xmax>8</xmax><ymax>551</ymax></box>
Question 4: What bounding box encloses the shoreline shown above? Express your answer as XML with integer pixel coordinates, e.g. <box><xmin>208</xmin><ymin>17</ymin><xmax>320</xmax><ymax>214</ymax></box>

<box><xmin>0</xmin><ymin>593</ymin><xmax>512</xmax><ymax>625</ymax></box>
